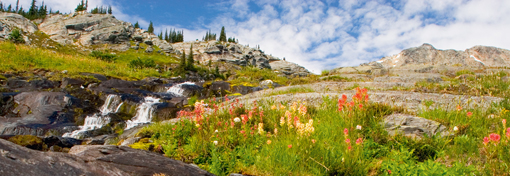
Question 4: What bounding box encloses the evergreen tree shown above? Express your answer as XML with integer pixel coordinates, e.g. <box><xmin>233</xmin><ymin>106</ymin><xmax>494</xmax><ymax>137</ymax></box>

<box><xmin>28</xmin><ymin>0</ymin><xmax>37</xmax><ymax>17</ymax></box>
<box><xmin>158</xmin><ymin>31</ymin><xmax>163</xmax><ymax>40</ymax></box>
<box><xmin>186</xmin><ymin>45</ymin><xmax>194</xmax><ymax>70</ymax></box>
<box><xmin>7</xmin><ymin>5</ymin><xmax>12</xmax><ymax>13</ymax></box>
<box><xmin>134</xmin><ymin>21</ymin><xmax>140</xmax><ymax>29</ymax></box>
<box><xmin>164</xmin><ymin>29</ymin><xmax>168</xmax><ymax>41</ymax></box>
<box><xmin>15</xmin><ymin>0</ymin><xmax>19</xmax><ymax>12</ymax></box>
<box><xmin>75</xmin><ymin>0</ymin><xmax>86</xmax><ymax>12</ymax></box>
<box><xmin>180</xmin><ymin>50</ymin><xmax>186</xmax><ymax>69</ymax></box>
<box><xmin>108</xmin><ymin>5</ymin><xmax>112</xmax><ymax>14</ymax></box>
<box><xmin>219</xmin><ymin>26</ymin><xmax>226</xmax><ymax>42</ymax></box>
<box><xmin>147</xmin><ymin>21</ymin><xmax>154</xmax><ymax>33</ymax></box>
<box><xmin>1</xmin><ymin>3</ymin><xmax>4</xmax><ymax>12</ymax></box>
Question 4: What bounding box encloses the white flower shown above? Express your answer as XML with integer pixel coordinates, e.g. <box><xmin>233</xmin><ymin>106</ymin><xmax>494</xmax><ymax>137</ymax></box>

<box><xmin>213</xmin><ymin>141</ymin><xmax>218</xmax><ymax>145</ymax></box>
<box><xmin>356</xmin><ymin>125</ymin><xmax>362</xmax><ymax>130</ymax></box>
<box><xmin>234</xmin><ymin>117</ymin><xmax>241</xmax><ymax>123</ymax></box>
<box><xmin>214</xmin><ymin>130</ymin><xmax>219</xmax><ymax>133</ymax></box>
<box><xmin>453</xmin><ymin>126</ymin><xmax>459</xmax><ymax>132</ymax></box>
<box><xmin>342</xmin><ymin>157</ymin><xmax>345</xmax><ymax>162</ymax></box>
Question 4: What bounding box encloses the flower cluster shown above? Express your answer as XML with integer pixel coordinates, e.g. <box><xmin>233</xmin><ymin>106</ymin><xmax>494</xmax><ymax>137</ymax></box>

<box><xmin>278</xmin><ymin>101</ymin><xmax>315</xmax><ymax>136</ymax></box>
<box><xmin>483</xmin><ymin>133</ymin><xmax>501</xmax><ymax>146</ymax></box>
<box><xmin>338</xmin><ymin>87</ymin><xmax>369</xmax><ymax>112</ymax></box>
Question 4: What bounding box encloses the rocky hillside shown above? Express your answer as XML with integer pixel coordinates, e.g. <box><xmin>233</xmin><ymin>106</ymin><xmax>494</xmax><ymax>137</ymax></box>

<box><xmin>0</xmin><ymin>11</ymin><xmax>311</xmax><ymax>77</ymax></box>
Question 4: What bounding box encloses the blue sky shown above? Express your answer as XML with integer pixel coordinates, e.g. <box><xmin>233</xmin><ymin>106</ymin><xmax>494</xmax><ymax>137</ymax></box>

<box><xmin>5</xmin><ymin>0</ymin><xmax>510</xmax><ymax>74</ymax></box>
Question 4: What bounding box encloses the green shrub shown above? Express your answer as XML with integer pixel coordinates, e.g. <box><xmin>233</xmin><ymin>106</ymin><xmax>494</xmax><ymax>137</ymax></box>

<box><xmin>8</xmin><ymin>135</ymin><xmax>44</xmax><ymax>150</ymax></box>
<box><xmin>128</xmin><ymin>57</ymin><xmax>156</xmax><ymax>69</ymax></box>
<box><xmin>90</xmin><ymin>50</ymin><xmax>117</xmax><ymax>62</ymax></box>
<box><xmin>8</xmin><ymin>29</ymin><xmax>25</xmax><ymax>44</ymax></box>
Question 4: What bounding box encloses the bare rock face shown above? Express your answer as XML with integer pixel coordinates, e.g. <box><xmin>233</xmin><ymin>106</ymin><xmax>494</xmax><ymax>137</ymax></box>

<box><xmin>0</xmin><ymin>12</ymin><xmax>38</xmax><ymax>41</ymax></box>
<box><xmin>39</xmin><ymin>13</ymin><xmax>134</xmax><ymax>48</ymax></box>
<box><xmin>383</xmin><ymin>113</ymin><xmax>452</xmax><ymax>140</ymax></box>
<box><xmin>0</xmin><ymin>92</ymin><xmax>81</xmax><ymax>136</ymax></box>
<box><xmin>269</xmin><ymin>60</ymin><xmax>310</xmax><ymax>77</ymax></box>
<box><xmin>0</xmin><ymin>139</ymin><xmax>214</xmax><ymax>176</ymax></box>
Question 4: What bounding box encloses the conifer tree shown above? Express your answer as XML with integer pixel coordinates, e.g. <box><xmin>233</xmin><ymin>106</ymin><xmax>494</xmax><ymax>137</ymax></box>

<box><xmin>134</xmin><ymin>21</ymin><xmax>140</xmax><ymax>29</ymax></box>
<box><xmin>187</xmin><ymin>45</ymin><xmax>194</xmax><ymax>70</ymax></box>
<box><xmin>180</xmin><ymin>50</ymin><xmax>186</xmax><ymax>69</ymax></box>
<box><xmin>108</xmin><ymin>5</ymin><xmax>112</xmax><ymax>14</ymax></box>
<box><xmin>219</xmin><ymin>26</ymin><xmax>226</xmax><ymax>42</ymax></box>
<box><xmin>28</xmin><ymin>0</ymin><xmax>37</xmax><ymax>17</ymax></box>
<box><xmin>148</xmin><ymin>21</ymin><xmax>154</xmax><ymax>33</ymax></box>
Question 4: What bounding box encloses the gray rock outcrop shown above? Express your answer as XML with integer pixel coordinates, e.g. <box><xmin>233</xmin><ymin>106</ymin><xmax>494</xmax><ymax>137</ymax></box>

<box><xmin>0</xmin><ymin>12</ymin><xmax>38</xmax><ymax>42</ymax></box>
<box><xmin>383</xmin><ymin>113</ymin><xmax>452</xmax><ymax>139</ymax></box>
<box><xmin>0</xmin><ymin>139</ymin><xmax>214</xmax><ymax>176</ymax></box>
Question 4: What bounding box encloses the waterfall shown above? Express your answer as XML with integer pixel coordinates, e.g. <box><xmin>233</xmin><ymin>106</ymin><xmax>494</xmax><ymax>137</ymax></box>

<box><xmin>125</xmin><ymin>97</ymin><xmax>161</xmax><ymax>130</ymax></box>
<box><xmin>167</xmin><ymin>82</ymin><xmax>196</xmax><ymax>97</ymax></box>
<box><xmin>63</xmin><ymin>94</ymin><xmax>123</xmax><ymax>139</ymax></box>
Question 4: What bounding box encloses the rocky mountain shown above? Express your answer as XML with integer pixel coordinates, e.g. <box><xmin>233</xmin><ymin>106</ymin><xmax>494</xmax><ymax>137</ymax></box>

<box><xmin>331</xmin><ymin>43</ymin><xmax>510</xmax><ymax>76</ymax></box>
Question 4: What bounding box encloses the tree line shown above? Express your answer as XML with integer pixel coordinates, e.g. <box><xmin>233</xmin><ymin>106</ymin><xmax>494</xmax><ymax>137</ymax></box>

<box><xmin>0</xmin><ymin>0</ymin><xmax>112</xmax><ymax>20</ymax></box>
<box><xmin>203</xmin><ymin>26</ymin><xmax>238</xmax><ymax>43</ymax></box>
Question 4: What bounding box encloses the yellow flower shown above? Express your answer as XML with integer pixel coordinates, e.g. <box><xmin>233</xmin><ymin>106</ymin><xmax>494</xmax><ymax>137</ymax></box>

<box><xmin>258</xmin><ymin>123</ymin><xmax>265</xmax><ymax>135</ymax></box>
<box><xmin>271</xmin><ymin>105</ymin><xmax>277</xmax><ymax>110</ymax></box>
<box><xmin>280</xmin><ymin>117</ymin><xmax>285</xmax><ymax>126</ymax></box>
<box><xmin>267</xmin><ymin>140</ymin><xmax>272</xmax><ymax>145</ymax></box>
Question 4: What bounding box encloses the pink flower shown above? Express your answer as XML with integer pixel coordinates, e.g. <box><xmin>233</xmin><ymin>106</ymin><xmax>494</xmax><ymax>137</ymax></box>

<box><xmin>503</xmin><ymin>119</ymin><xmax>507</xmax><ymax>125</ymax></box>
<box><xmin>489</xmin><ymin>133</ymin><xmax>501</xmax><ymax>143</ymax></box>
<box><xmin>483</xmin><ymin>137</ymin><xmax>490</xmax><ymax>145</ymax></box>
<box><xmin>507</xmin><ymin>127</ymin><xmax>510</xmax><ymax>138</ymax></box>
<box><xmin>343</xmin><ymin>128</ymin><xmax>349</xmax><ymax>136</ymax></box>
<box><xmin>345</xmin><ymin>138</ymin><xmax>350</xmax><ymax>144</ymax></box>
<box><xmin>288</xmin><ymin>144</ymin><xmax>292</xmax><ymax>149</ymax></box>
<box><xmin>388</xmin><ymin>170</ymin><xmax>392</xmax><ymax>174</ymax></box>
<box><xmin>347</xmin><ymin>145</ymin><xmax>352</xmax><ymax>150</ymax></box>
<box><xmin>312</xmin><ymin>139</ymin><xmax>316</xmax><ymax>144</ymax></box>
<box><xmin>467</xmin><ymin>112</ymin><xmax>473</xmax><ymax>117</ymax></box>
<box><xmin>240</xmin><ymin>130</ymin><xmax>245</xmax><ymax>134</ymax></box>
<box><xmin>356</xmin><ymin>138</ymin><xmax>363</xmax><ymax>145</ymax></box>
<box><xmin>358</xmin><ymin>104</ymin><xmax>363</xmax><ymax>109</ymax></box>
<box><xmin>342</xmin><ymin>94</ymin><xmax>348</xmax><ymax>102</ymax></box>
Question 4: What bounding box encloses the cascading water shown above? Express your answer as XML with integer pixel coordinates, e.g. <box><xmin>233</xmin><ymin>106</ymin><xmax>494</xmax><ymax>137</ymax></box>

<box><xmin>63</xmin><ymin>94</ymin><xmax>123</xmax><ymax>139</ymax></box>
<box><xmin>167</xmin><ymin>82</ymin><xmax>196</xmax><ymax>97</ymax></box>
<box><xmin>125</xmin><ymin>97</ymin><xmax>161</xmax><ymax>129</ymax></box>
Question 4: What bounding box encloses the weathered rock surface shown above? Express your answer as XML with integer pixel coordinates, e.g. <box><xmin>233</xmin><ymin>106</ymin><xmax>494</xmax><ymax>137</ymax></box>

<box><xmin>383</xmin><ymin>113</ymin><xmax>452</xmax><ymax>139</ymax></box>
<box><xmin>0</xmin><ymin>92</ymin><xmax>81</xmax><ymax>136</ymax></box>
<box><xmin>0</xmin><ymin>12</ymin><xmax>38</xmax><ymax>41</ymax></box>
<box><xmin>269</xmin><ymin>60</ymin><xmax>310</xmax><ymax>77</ymax></box>
<box><xmin>0</xmin><ymin>139</ymin><xmax>214</xmax><ymax>176</ymax></box>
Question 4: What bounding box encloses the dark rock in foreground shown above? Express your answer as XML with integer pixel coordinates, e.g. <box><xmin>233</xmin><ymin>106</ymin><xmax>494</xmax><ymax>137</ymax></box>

<box><xmin>0</xmin><ymin>139</ymin><xmax>214</xmax><ymax>176</ymax></box>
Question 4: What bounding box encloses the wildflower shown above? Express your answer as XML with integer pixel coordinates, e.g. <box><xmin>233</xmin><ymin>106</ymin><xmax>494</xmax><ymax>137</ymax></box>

<box><xmin>271</xmin><ymin>105</ymin><xmax>277</xmax><ymax>110</ymax></box>
<box><xmin>214</xmin><ymin>130</ymin><xmax>219</xmax><ymax>133</ymax></box>
<box><xmin>267</xmin><ymin>140</ymin><xmax>272</xmax><ymax>145</ymax></box>
<box><xmin>312</xmin><ymin>139</ymin><xmax>316</xmax><ymax>144</ymax></box>
<box><xmin>291</xmin><ymin>102</ymin><xmax>298</xmax><ymax>112</ymax></box>
<box><xmin>356</xmin><ymin>138</ymin><xmax>363</xmax><ymax>145</ymax></box>
<box><xmin>356</xmin><ymin>125</ymin><xmax>362</xmax><ymax>130</ymax></box>
<box><xmin>342</xmin><ymin>157</ymin><xmax>344</xmax><ymax>162</ymax></box>
<box><xmin>240</xmin><ymin>130</ymin><xmax>245</xmax><ymax>134</ymax></box>
<box><xmin>288</xmin><ymin>144</ymin><xmax>292</xmax><ymax>149</ymax></box>
<box><xmin>388</xmin><ymin>170</ymin><xmax>392</xmax><ymax>174</ymax></box>
<box><xmin>258</xmin><ymin>123</ymin><xmax>265</xmax><ymax>135</ymax></box>
<box><xmin>358</xmin><ymin>104</ymin><xmax>363</xmax><ymax>109</ymax></box>
<box><xmin>344</xmin><ymin>128</ymin><xmax>349</xmax><ymax>136</ymax></box>
<box><xmin>248</xmin><ymin>111</ymin><xmax>253</xmax><ymax>119</ymax></box>
<box><xmin>467</xmin><ymin>112</ymin><xmax>473</xmax><ymax>117</ymax></box>
<box><xmin>338</xmin><ymin>106</ymin><xmax>343</xmax><ymax>111</ymax></box>
<box><xmin>456</xmin><ymin>105</ymin><xmax>462</xmax><ymax>111</ymax></box>
<box><xmin>345</xmin><ymin>138</ymin><xmax>351</xmax><ymax>144</ymax></box>
<box><xmin>234</xmin><ymin>117</ymin><xmax>241</xmax><ymax>123</ymax></box>
<box><xmin>348</xmin><ymin>145</ymin><xmax>352</xmax><ymax>150</ymax></box>
<box><xmin>242</xmin><ymin>115</ymin><xmax>248</xmax><ymax>124</ymax></box>
<box><xmin>299</xmin><ymin>104</ymin><xmax>307</xmax><ymax>116</ymax></box>
<box><xmin>279</xmin><ymin>104</ymin><xmax>286</xmax><ymax>110</ymax></box>
<box><xmin>213</xmin><ymin>141</ymin><xmax>218</xmax><ymax>145</ymax></box>
<box><xmin>483</xmin><ymin>137</ymin><xmax>490</xmax><ymax>145</ymax></box>
<box><xmin>489</xmin><ymin>133</ymin><xmax>501</xmax><ymax>143</ymax></box>
<box><xmin>274</xmin><ymin>128</ymin><xmax>278</xmax><ymax>135</ymax></box>
<box><xmin>453</xmin><ymin>126</ymin><xmax>458</xmax><ymax>132</ymax></box>
<box><xmin>342</xmin><ymin>94</ymin><xmax>348</xmax><ymax>102</ymax></box>
<box><xmin>507</xmin><ymin>127</ymin><xmax>510</xmax><ymax>138</ymax></box>
<box><xmin>503</xmin><ymin>119</ymin><xmax>507</xmax><ymax>127</ymax></box>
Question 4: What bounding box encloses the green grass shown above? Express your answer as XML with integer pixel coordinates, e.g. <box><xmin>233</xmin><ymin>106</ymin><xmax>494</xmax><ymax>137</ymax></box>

<box><xmin>415</xmin><ymin>71</ymin><xmax>510</xmax><ymax>98</ymax></box>
<box><xmin>266</xmin><ymin>86</ymin><xmax>315</xmax><ymax>96</ymax></box>
<box><xmin>130</xmin><ymin>88</ymin><xmax>510</xmax><ymax>175</ymax></box>
<box><xmin>0</xmin><ymin>41</ymin><xmax>179</xmax><ymax>80</ymax></box>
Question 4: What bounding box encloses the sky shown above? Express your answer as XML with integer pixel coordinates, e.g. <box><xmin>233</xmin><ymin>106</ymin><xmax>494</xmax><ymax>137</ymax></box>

<box><xmin>3</xmin><ymin>0</ymin><xmax>510</xmax><ymax>74</ymax></box>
